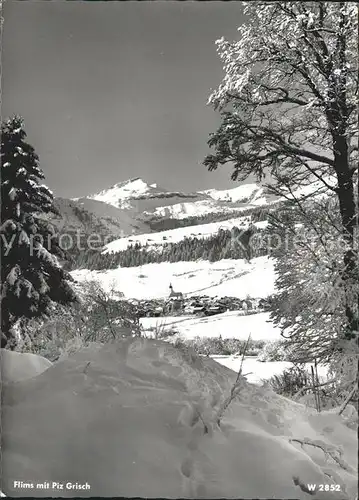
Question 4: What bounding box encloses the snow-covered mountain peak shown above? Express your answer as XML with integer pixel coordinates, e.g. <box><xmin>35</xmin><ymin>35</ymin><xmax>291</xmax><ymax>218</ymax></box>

<box><xmin>79</xmin><ymin>177</ymin><xmax>281</xmax><ymax>216</ymax></box>
<box><xmin>84</xmin><ymin>177</ymin><xmax>210</xmax><ymax>212</ymax></box>
<box><xmin>87</xmin><ymin>178</ymin><xmax>158</xmax><ymax>209</ymax></box>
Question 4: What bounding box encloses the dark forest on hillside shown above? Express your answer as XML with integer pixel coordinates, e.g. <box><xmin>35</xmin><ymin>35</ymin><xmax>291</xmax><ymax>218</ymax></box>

<box><xmin>64</xmin><ymin>225</ymin><xmax>269</xmax><ymax>271</ymax></box>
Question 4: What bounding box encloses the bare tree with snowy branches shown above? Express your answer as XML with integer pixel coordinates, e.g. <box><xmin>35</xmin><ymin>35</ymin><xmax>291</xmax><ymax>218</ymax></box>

<box><xmin>204</xmin><ymin>2</ymin><xmax>358</xmax><ymax>348</ymax></box>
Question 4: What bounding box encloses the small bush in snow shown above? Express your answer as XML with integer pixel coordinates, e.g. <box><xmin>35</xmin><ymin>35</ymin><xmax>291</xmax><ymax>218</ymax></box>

<box><xmin>144</xmin><ymin>322</ymin><xmax>178</xmax><ymax>340</ymax></box>
<box><xmin>326</xmin><ymin>341</ymin><xmax>359</xmax><ymax>410</ymax></box>
<box><xmin>12</xmin><ymin>279</ymin><xmax>143</xmax><ymax>360</ymax></box>
<box><xmin>171</xmin><ymin>336</ymin><xmax>265</xmax><ymax>357</ymax></box>
<box><xmin>269</xmin><ymin>365</ymin><xmax>309</xmax><ymax>397</ymax></box>
<box><xmin>172</xmin><ymin>337</ymin><xmax>198</xmax><ymax>364</ymax></box>
<box><xmin>258</xmin><ymin>339</ymin><xmax>296</xmax><ymax>362</ymax></box>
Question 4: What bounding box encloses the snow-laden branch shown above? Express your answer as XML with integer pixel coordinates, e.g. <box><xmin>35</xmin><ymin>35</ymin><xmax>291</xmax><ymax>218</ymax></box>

<box><xmin>289</xmin><ymin>437</ymin><xmax>356</xmax><ymax>474</ymax></box>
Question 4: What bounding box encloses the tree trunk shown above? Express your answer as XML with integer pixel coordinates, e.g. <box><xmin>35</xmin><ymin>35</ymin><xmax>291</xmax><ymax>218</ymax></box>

<box><xmin>333</xmin><ymin>133</ymin><xmax>358</xmax><ymax>343</ymax></box>
<box><xmin>335</xmin><ymin>136</ymin><xmax>356</xmax><ymax>241</ymax></box>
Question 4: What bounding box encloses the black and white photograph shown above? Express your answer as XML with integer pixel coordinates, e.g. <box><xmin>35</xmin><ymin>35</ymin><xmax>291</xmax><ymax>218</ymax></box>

<box><xmin>0</xmin><ymin>1</ymin><xmax>358</xmax><ymax>498</ymax></box>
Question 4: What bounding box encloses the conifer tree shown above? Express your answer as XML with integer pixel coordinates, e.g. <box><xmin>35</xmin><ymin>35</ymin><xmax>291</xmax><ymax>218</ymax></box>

<box><xmin>1</xmin><ymin>116</ymin><xmax>77</xmax><ymax>347</ymax></box>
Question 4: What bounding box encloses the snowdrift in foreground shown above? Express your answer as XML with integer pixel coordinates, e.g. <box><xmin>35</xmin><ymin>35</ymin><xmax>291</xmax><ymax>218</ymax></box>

<box><xmin>0</xmin><ymin>349</ymin><xmax>52</xmax><ymax>383</ymax></box>
<box><xmin>2</xmin><ymin>340</ymin><xmax>357</xmax><ymax>499</ymax></box>
<box><xmin>71</xmin><ymin>256</ymin><xmax>276</xmax><ymax>300</ymax></box>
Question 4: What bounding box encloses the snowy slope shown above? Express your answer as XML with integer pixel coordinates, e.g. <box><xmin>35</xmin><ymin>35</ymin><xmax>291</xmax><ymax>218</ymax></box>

<box><xmin>143</xmin><ymin>199</ymin><xmax>252</xmax><ymax>219</ymax></box>
<box><xmin>140</xmin><ymin>311</ymin><xmax>279</xmax><ymax>341</ymax></box>
<box><xmin>211</xmin><ymin>356</ymin><xmax>328</xmax><ymax>385</ymax></box>
<box><xmin>210</xmin><ymin>356</ymin><xmax>329</xmax><ymax>385</ymax></box>
<box><xmin>47</xmin><ymin>197</ymin><xmax>151</xmax><ymax>239</ymax></box>
<box><xmin>102</xmin><ymin>217</ymin><xmax>267</xmax><ymax>254</ymax></box>
<box><xmin>87</xmin><ymin>178</ymin><xmax>155</xmax><ymax>209</ymax></box>
<box><xmin>201</xmin><ymin>183</ymin><xmax>277</xmax><ymax>205</ymax></box>
<box><xmin>147</xmin><ymin>179</ymin><xmax>333</xmax><ymax>220</ymax></box>
<box><xmin>2</xmin><ymin>341</ymin><xmax>357</xmax><ymax>499</ymax></box>
<box><xmin>202</xmin><ymin>179</ymin><xmax>335</xmax><ymax>204</ymax></box>
<box><xmin>293</xmin><ymin>178</ymin><xmax>337</xmax><ymax>200</ymax></box>
<box><xmin>71</xmin><ymin>256</ymin><xmax>276</xmax><ymax>300</ymax></box>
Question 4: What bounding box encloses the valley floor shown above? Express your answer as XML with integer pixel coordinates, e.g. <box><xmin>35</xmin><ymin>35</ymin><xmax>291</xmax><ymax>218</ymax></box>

<box><xmin>71</xmin><ymin>255</ymin><xmax>276</xmax><ymax>300</ymax></box>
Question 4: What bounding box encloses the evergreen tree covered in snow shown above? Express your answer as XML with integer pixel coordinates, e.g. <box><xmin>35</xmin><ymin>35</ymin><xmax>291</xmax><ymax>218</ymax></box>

<box><xmin>1</xmin><ymin>116</ymin><xmax>77</xmax><ymax>348</ymax></box>
<box><xmin>205</xmin><ymin>2</ymin><xmax>358</xmax><ymax>348</ymax></box>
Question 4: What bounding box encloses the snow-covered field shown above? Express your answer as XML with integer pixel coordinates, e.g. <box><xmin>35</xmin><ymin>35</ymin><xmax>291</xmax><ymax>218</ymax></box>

<box><xmin>71</xmin><ymin>255</ymin><xmax>276</xmax><ymax>300</ymax></box>
<box><xmin>211</xmin><ymin>356</ymin><xmax>329</xmax><ymax>385</ymax></box>
<box><xmin>140</xmin><ymin>311</ymin><xmax>279</xmax><ymax>341</ymax></box>
<box><xmin>102</xmin><ymin>217</ymin><xmax>267</xmax><ymax>254</ymax></box>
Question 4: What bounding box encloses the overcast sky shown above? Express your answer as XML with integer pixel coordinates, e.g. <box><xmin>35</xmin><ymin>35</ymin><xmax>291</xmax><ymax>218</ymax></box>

<box><xmin>3</xmin><ymin>1</ymin><xmax>247</xmax><ymax>198</ymax></box>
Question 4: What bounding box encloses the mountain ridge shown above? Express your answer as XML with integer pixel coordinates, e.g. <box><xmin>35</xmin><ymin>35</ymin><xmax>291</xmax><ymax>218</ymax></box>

<box><xmin>78</xmin><ymin>177</ymin><xmax>276</xmax><ymax>217</ymax></box>
<box><xmin>44</xmin><ymin>178</ymin><xmax>282</xmax><ymax>258</ymax></box>
<box><xmin>46</xmin><ymin>176</ymin><xmax>333</xmax><ymax>258</ymax></box>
